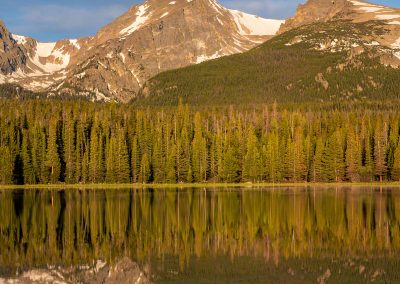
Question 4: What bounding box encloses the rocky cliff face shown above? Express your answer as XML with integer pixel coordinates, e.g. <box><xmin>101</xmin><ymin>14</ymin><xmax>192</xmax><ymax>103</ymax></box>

<box><xmin>0</xmin><ymin>21</ymin><xmax>26</xmax><ymax>74</ymax></box>
<box><xmin>0</xmin><ymin>0</ymin><xmax>284</xmax><ymax>102</ymax></box>
<box><xmin>278</xmin><ymin>0</ymin><xmax>351</xmax><ymax>34</ymax></box>
<box><xmin>279</xmin><ymin>0</ymin><xmax>400</xmax><ymax>34</ymax></box>
<box><xmin>278</xmin><ymin>0</ymin><xmax>400</xmax><ymax>66</ymax></box>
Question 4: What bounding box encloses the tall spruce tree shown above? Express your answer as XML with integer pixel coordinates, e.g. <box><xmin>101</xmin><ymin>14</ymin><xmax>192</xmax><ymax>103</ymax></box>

<box><xmin>374</xmin><ymin>120</ymin><xmax>388</xmax><ymax>182</ymax></box>
<box><xmin>192</xmin><ymin>112</ymin><xmax>207</xmax><ymax>182</ymax></box>
<box><xmin>392</xmin><ymin>143</ymin><xmax>400</xmax><ymax>181</ymax></box>
<box><xmin>46</xmin><ymin>119</ymin><xmax>61</xmax><ymax>183</ymax></box>
<box><xmin>243</xmin><ymin>126</ymin><xmax>262</xmax><ymax>182</ymax></box>
<box><xmin>345</xmin><ymin>127</ymin><xmax>361</xmax><ymax>182</ymax></box>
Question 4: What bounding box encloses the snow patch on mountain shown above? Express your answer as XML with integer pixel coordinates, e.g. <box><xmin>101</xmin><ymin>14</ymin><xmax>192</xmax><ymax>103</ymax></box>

<box><xmin>120</xmin><ymin>4</ymin><xmax>151</xmax><ymax>36</ymax></box>
<box><xmin>349</xmin><ymin>1</ymin><xmax>400</xmax><ymax>21</ymax></box>
<box><xmin>196</xmin><ymin>52</ymin><xmax>221</xmax><ymax>63</ymax></box>
<box><xmin>229</xmin><ymin>10</ymin><xmax>284</xmax><ymax>36</ymax></box>
<box><xmin>30</xmin><ymin>42</ymin><xmax>71</xmax><ymax>73</ymax></box>
<box><xmin>69</xmin><ymin>39</ymin><xmax>81</xmax><ymax>49</ymax></box>
<box><xmin>36</xmin><ymin>42</ymin><xmax>56</xmax><ymax>58</ymax></box>
<box><xmin>375</xmin><ymin>14</ymin><xmax>400</xmax><ymax>20</ymax></box>
<box><xmin>12</xmin><ymin>34</ymin><xmax>27</xmax><ymax>45</ymax></box>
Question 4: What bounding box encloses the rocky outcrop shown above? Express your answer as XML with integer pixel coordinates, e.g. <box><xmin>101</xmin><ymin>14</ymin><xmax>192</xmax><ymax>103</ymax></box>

<box><xmin>278</xmin><ymin>0</ymin><xmax>351</xmax><ymax>34</ymax></box>
<box><xmin>0</xmin><ymin>21</ymin><xmax>26</xmax><ymax>74</ymax></box>
<box><xmin>278</xmin><ymin>0</ymin><xmax>400</xmax><ymax>67</ymax></box>
<box><xmin>279</xmin><ymin>0</ymin><xmax>400</xmax><ymax>33</ymax></box>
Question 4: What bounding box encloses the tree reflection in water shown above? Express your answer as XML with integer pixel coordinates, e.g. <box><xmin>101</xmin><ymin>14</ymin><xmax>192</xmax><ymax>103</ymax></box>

<box><xmin>0</xmin><ymin>187</ymin><xmax>399</xmax><ymax>273</ymax></box>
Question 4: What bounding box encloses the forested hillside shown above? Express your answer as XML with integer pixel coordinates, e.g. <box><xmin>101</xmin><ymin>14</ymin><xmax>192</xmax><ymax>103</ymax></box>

<box><xmin>135</xmin><ymin>21</ymin><xmax>400</xmax><ymax>106</ymax></box>
<box><xmin>1</xmin><ymin>99</ymin><xmax>400</xmax><ymax>185</ymax></box>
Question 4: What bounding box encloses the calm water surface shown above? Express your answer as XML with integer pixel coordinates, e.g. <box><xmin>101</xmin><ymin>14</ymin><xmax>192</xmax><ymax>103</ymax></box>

<box><xmin>1</xmin><ymin>186</ymin><xmax>400</xmax><ymax>283</ymax></box>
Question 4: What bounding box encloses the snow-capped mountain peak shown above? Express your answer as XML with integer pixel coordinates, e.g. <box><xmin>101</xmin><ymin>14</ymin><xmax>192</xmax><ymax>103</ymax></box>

<box><xmin>1</xmin><ymin>0</ymin><xmax>284</xmax><ymax>101</ymax></box>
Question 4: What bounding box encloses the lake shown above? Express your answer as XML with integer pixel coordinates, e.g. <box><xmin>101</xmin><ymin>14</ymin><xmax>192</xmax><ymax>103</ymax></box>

<box><xmin>1</xmin><ymin>186</ymin><xmax>400</xmax><ymax>283</ymax></box>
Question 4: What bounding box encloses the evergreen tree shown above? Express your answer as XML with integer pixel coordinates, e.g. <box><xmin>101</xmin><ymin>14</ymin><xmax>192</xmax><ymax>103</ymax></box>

<box><xmin>89</xmin><ymin>124</ymin><xmax>104</xmax><ymax>183</ymax></box>
<box><xmin>222</xmin><ymin>145</ymin><xmax>240</xmax><ymax>183</ymax></box>
<box><xmin>265</xmin><ymin>131</ymin><xmax>281</xmax><ymax>182</ymax></box>
<box><xmin>176</xmin><ymin>128</ymin><xmax>190</xmax><ymax>182</ymax></box>
<box><xmin>0</xmin><ymin>145</ymin><xmax>13</xmax><ymax>184</ymax></box>
<box><xmin>243</xmin><ymin>126</ymin><xmax>262</xmax><ymax>182</ymax></box>
<box><xmin>21</xmin><ymin>130</ymin><xmax>36</xmax><ymax>184</ymax></box>
<box><xmin>392</xmin><ymin>143</ymin><xmax>400</xmax><ymax>181</ymax></box>
<box><xmin>46</xmin><ymin>119</ymin><xmax>61</xmax><ymax>183</ymax></box>
<box><xmin>63</xmin><ymin>117</ymin><xmax>75</xmax><ymax>183</ymax></box>
<box><xmin>322</xmin><ymin>130</ymin><xmax>345</xmax><ymax>182</ymax></box>
<box><xmin>192</xmin><ymin>112</ymin><xmax>207</xmax><ymax>182</ymax></box>
<box><xmin>345</xmin><ymin>127</ymin><xmax>361</xmax><ymax>182</ymax></box>
<box><xmin>139</xmin><ymin>152</ymin><xmax>151</xmax><ymax>183</ymax></box>
<box><xmin>312</xmin><ymin>138</ymin><xmax>324</xmax><ymax>182</ymax></box>
<box><xmin>374</xmin><ymin>120</ymin><xmax>388</xmax><ymax>182</ymax></box>
<box><xmin>115</xmin><ymin>127</ymin><xmax>130</xmax><ymax>183</ymax></box>
<box><xmin>131</xmin><ymin>136</ymin><xmax>140</xmax><ymax>183</ymax></box>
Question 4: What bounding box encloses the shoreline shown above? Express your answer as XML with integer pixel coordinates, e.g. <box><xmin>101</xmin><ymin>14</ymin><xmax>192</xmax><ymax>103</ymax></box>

<box><xmin>0</xmin><ymin>182</ymin><xmax>398</xmax><ymax>190</ymax></box>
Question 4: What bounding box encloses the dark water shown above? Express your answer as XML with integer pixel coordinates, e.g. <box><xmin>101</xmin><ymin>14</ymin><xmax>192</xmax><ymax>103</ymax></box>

<box><xmin>1</xmin><ymin>186</ymin><xmax>400</xmax><ymax>283</ymax></box>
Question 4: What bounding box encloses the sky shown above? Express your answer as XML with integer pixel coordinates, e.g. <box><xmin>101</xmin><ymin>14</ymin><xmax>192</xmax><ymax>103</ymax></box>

<box><xmin>1</xmin><ymin>0</ymin><xmax>400</xmax><ymax>42</ymax></box>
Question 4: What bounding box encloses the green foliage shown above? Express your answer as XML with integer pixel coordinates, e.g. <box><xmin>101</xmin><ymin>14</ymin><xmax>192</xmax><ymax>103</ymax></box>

<box><xmin>1</xmin><ymin>99</ymin><xmax>400</xmax><ymax>184</ymax></box>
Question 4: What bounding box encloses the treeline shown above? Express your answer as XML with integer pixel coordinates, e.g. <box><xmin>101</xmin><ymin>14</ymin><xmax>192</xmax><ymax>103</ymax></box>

<box><xmin>1</xmin><ymin>99</ymin><xmax>400</xmax><ymax>184</ymax></box>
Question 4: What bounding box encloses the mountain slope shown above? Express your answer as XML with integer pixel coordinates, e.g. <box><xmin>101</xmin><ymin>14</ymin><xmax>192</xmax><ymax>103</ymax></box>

<box><xmin>133</xmin><ymin>0</ymin><xmax>400</xmax><ymax>106</ymax></box>
<box><xmin>0</xmin><ymin>0</ymin><xmax>284</xmax><ymax>102</ymax></box>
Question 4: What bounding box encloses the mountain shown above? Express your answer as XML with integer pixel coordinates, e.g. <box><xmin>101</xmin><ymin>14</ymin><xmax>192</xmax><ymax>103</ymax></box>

<box><xmin>134</xmin><ymin>0</ymin><xmax>400</xmax><ymax>106</ymax></box>
<box><xmin>0</xmin><ymin>0</ymin><xmax>284</xmax><ymax>102</ymax></box>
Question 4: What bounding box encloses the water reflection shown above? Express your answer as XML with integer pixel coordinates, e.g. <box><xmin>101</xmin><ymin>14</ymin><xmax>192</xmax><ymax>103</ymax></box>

<box><xmin>0</xmin><ymin>187</ymin><xmax>399</xmax><ymax>272</ymax></box>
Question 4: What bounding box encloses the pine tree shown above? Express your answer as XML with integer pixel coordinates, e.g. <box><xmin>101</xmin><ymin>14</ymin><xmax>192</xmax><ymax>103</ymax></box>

<box><xmin>105</xmin><ymin>135</ymin><xmax>116</xmax><ymax>183</ymax></box>
<box><xmin>243</xmin><ymin>126</ymin><xmax>262</xmax><ymax>182</ymax></box>
<box><xmin>176</xmin><ymin>128</ymin><xmax>190</xmax><ymax>182</ymax></box>
<box><xmin>74</xmin><ymin>120</ymin><xmax>85</xmax><ymax>183</ymax></box>
<box><xmin>361</xmin><ymin>127</ymin><xmax>374</xmax><ymax>182</ymax></box>
<box><xmin>63</xmin><ymin>117</ymin><xmax>75</xmax><ymax>183</ymax></box>
<box><xmin>46</xmin><ymin>119</ymin><xmax>61</xmax><ymax>183</ymax></box>
<box><xmin>265</xmin><ymin>131</ymin><xmax>281</xmax><ymax>183</ymax></box>
<box><xmin>312</xmin><ymin>138</ymin><xmax>324</xmax><ymax>182</ymax></box>
<box><xmin>131</xmin><ymin>136</ymin><xmax>140</xmax><ymax>183</ymax></box>
<box><xmin>0</xmin><ymin>145</ymin><xmax>13</xmax><ymax>184</ymax></box>
<box><xmin>89</xmin><ymin>124</ymin><xmax>102</xmax><ymax>183</ymax></box>
<box><xmin>115</xmin><ymin>127</ymin><xmax>131</xmax><ymax>183</ymax></box>
<box><xmin>286</xmin><ymin>127</ymin><xmax>306</xmax><ymax>182</ymax></box>
<box><xmin>392</xmin><ymin>143</ymin><xmax>400</xmax><ymax>181</ymax></box>
<box><xmin>374</xmin><ymin>120</ymin><xmax>388</xmax><ymax>182</ymax></box>
<box><xmin>166</xmin><ymin>143</ymin><xmax>177</xmax><ymax>183</ymax></box>
<box><xmin>152</xmin><ymin>138</ymin><xmax>165</xmax><ymax>183</ymax></box>
<box><xmin>345</xmin><ymin>127</ymin><xmax>361</xmax><ymax>182</ymax></box>
<box><xmin>139</xmin><ymin>152</ymin><xmax>151</xmax><ymax>183</ymax></box>
<box><xmin>191</xmin><ymin>112</ymin><xmax>207</xmax><ymax>182</ymax></box>
<box><xmin>322</xmin><ymin>130</ymin><xmax>345</xmax><ymax>182</ymax></box>
<box><xmin>222</xmin><ymin>145</ymin><xmax>240</xmax><ymax>183</ymax></box>
<box><xmin>21</xmin><ymin>130</ymin><xmax>36</xmax><ymax>184</ymax></box>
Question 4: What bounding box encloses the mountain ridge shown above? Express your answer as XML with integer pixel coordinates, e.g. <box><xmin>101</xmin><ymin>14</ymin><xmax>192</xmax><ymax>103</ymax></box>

<box><xmin>134</xmin><ymin>0</ymin><xmax>400</xmax><ymax>106</ymax></box>
<box><xmin>0</xmin><ymin>0</ymin><xmax>284</xmax><ymax>102</ymax></box>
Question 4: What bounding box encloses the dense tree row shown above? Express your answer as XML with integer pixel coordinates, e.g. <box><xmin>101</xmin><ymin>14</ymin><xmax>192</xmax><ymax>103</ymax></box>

<box><xmin>2</xmin><ymin>99</ymin><xmax>400</xmax><ymax>184</ymax></box>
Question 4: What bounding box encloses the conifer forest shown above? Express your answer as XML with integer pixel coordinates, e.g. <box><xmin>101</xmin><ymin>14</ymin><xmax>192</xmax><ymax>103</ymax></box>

<box><xmin>1</xmin><ymin>99</ymin><xmax>400</xmax><ymax>185</ymax></box>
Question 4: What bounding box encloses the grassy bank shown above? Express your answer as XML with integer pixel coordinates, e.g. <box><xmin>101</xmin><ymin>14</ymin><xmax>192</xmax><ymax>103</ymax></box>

<box><xmin>0</xmin><ymin>182</ymin><xmax>399</xmax><ymax>190</ymax></box>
